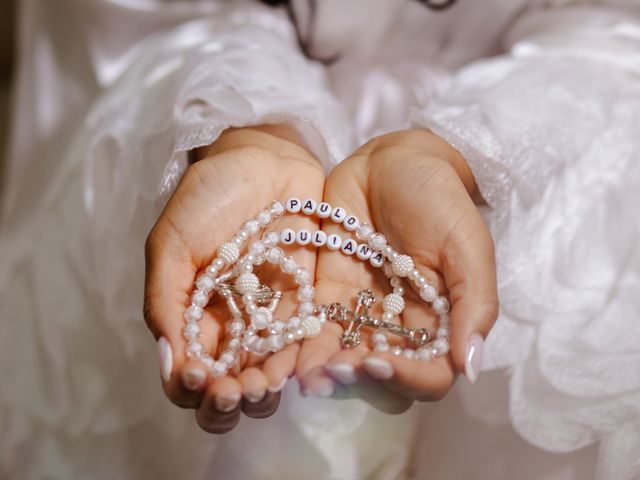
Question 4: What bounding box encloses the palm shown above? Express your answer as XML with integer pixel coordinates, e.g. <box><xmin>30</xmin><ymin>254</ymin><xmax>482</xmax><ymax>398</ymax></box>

<box><xmin>297</xmin><ymin>133</ymin><xmax>496</xmax><ymax>410</ymax></box>
<box><xmin>145</xmin><ymin>129</ymin><xmax>325</xmax><ymax>430</ymax></box>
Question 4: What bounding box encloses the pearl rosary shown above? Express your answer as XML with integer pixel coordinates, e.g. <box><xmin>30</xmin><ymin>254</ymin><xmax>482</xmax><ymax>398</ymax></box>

<box><xmin>182</xmin><ymin>198</ymin><xmax>451</xmax><ymax>378</ymax></box>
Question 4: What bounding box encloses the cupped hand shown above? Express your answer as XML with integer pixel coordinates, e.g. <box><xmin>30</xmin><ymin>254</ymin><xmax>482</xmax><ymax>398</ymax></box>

<box><xmin>144</xmin><ymin>125</ymin><xmax>325</xmax><ymax>433</ymax></box>
<box><xmin>296</xmin><ymin>129</ymin><xmax>498</xmax><ymax>412</ymax></box>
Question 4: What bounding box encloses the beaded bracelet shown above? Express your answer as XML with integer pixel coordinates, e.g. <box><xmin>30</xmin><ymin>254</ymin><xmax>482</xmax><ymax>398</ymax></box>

<box><xmin>182</xmin><ymin>198</ymin><xmax>451</xmax><ymax>378</ymax></box>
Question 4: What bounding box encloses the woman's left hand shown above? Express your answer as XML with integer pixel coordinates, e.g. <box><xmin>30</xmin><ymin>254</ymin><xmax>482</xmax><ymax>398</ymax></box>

<box><xmin>296</xmin><ymin>129</ymin><xmax>499</xmax><ymax>411</ymax></box>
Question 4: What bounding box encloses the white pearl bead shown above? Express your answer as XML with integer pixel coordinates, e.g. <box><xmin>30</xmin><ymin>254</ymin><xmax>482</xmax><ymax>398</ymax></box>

<box><xmin>356</xmin><ymin>223</ymin><xmax>374</xmax><ymax>241</ymax></box>
<box><xmin>242</xmin><ymin>294</ymin><xmax>255</xmax><ymax>304</ymax></box>
<box><xmin>184</xmin><ymin>305</ymin><xmax>203</xmax><ymax>322</ymax></box>
<box><xmin>294</xmin><ymin>327</ymin><xmax>306</xmax><ymax>340</ymax></box>
<box><xmin>244</xmin><ymin>219</ymin><xmax>260</xmax><ymax>235</ymax></box>
<box><xmin>281</xmin><ymin>256</ymin><xmax>298</xmax><ymax>274</ymax></box>
<box><xmin>218</xmin><ymin>243</ymin><xmax>240</xmax><ymax>264</ymax></box>
<box><xmin>409</xmin><ymin>269</ymin><xmax>421</xmax><ymax>281</ymax></box>
<box><xmin>212</xmin><ymin>258</ymin><xmax>225</xmax><ymax>270</ymax></box>
<box><xmin>301</xmin><ymin>198</ymin><xmax>317</xmax><ymax>215</ymax></box>
<box><xmin>417</xmin><ymin>347</ymin><xmax>434</xmax><ymax>361</ymax></box>
<box><xmin>316</xmin><ymin>202</ymin><xmax>332</xmax><ymax>218</ymax></box>
<box><xmin>326</xmin><ymin>234</ymin><xmax>342</xmax><ymax>251</ymax></box>
<box><xmin>269</xmin><ymin>200</ymin><xmax>285</xmax><ymax>216</ymax></box>
<box><xmin>374</xmin><ymin>343</ymin><xmax>390</xmax><ymax>352</ymax></box>
<box><xmin>382</xmin><ymin>311</ymin><xmax>394</xmax><ymax>322</ymax></box>
<box><xmin>211</xmin><ymin>361</ymin><xmax>228</xmax><ymax>377</ymax></box>
<box><xmin>267</xmin><ymin>334</ymin><xmax>285</xmax><ymax>352</ymax></box>
<box><xmin>220</xmin><ymin>350</ymin><xmax>236</xmax><ymax>366</ymax></box>
<box><xmin>249</xmin><ymin>240</ymin><xmax>266</xmax><ymax>256</ymax></box>
<box><xmin>288</xmin><ymin>316</ymin><xmax>301</xmax><ymax>329</ymax></box>
<box><xmin>368</xmin><ymin>233</ymin><xmax>387</xmax><ymax>251</ymax></box>
<box><xmin>437</xmin><ymin>327</ymin><xmax>449</xmax><ymax>338</ymax></box>
<box><xmin>393</xmin><ymin>286</ymin><xmax>405</xmax><ymax>296</ymax></box>
<box><xmin>206</xmin><ymin>264</ymin><xmax>220</xmax><ymax>277</ymax></box>
<box><xmin>235</xmin><ymin>273</ymin><xmax>260</xmax><ymax>294</ymax></box>
<box><xmin>263</xmin><ymin>231</ymin><xmax>280</xmax><ymax>247</ymax></box>
<box><xmin>311</xmin><ymin>230</ymin><xmax>327</xmax><ymax>247</ymax></box>
<box><xmin>298</xmin><ymin>301</ymin><xmax>315</xmax><ymax>317</ymax></box>
<box><xmin>286</xmin><ymin>197</ymin><xmax>301</xmax><ymax>213</ymax></box>
<box><xmin>403</xmin><ymin>349</ymin><xmax>416</xmax><ymax>360</ymax></box>
<box><xmin>356</xmin><ymin>244</ymin><xmax>372</xmax><ymax>261</ymax></box>
<box><xmin>433</xmin><ymin>337</ymin><xmax>449</xmax><ymax>355</ymax></box>
<box><xmin>192</xmin><ymin>290</ymin><xmax>209</xmax><ymax>307</ymax></box>
<box><xmin>296</xmin><ymin>229</ymin><xmax>311</xmax><ymax>246</ymax></box>
<box><xmin>383</xmin><ymin>293</ymin><xmax>405</xmax><ymax>315</ymax></box>
<box><xmin>196</xmin><ymin>275</ymin><xmax>215</xmax><ymax>292</ymax></box>
<box><xmin>341</xmin><ymin>238</ymin><xmax>357</xmax><ymax>255</ymax></box>
<box><xmin>266</xmin><ymin>247</ymin><xmax>284</xmax><ymax>264</ymax></box>
<box><xmin>370</xmin><ymin>252</ymin><xmax>385</xmax><ymax>268</ymax></box>
<box><xmin>382</xmin><ymin>245</ymin><xmax>395</xmax><ymax>258</ymax></box>
<box><xmin>372</xmin><ymin>331</ymin><xmax>388</xmax><ymax>344</ymax></box>
<box><xmin>246</xmin><ymin>303</ymin><xmax>258</xmax><ymax>314</ymax></box>
<box><xmin>392</xmin><ymin>254</ymin><xmax>414</xmax><ymax>277</ymax></box>
<box><xmin>298</xmin><ymin>285</ymin><xmax>315</xmax><ymax>302</ymax></box>
<box><xmin>330</xmin><ymin>206</ymin><xmax>347</xmax><ymax>223</ymax></box>
<box><xmin>232</xmin><ymin>236</ymin><xmax>243</xmax><ymax>246</ymax></box>
<box><xmin>270</xmin><ymin>320</ymin><xmax>285</xmax><ymax>335</ymax></box>
<box><xmin>391</xmin><ymin>346</ymin><xmax>403</xmax><ymax>356</ymax></box>
<box><xmin>433</xmin><ymin>296</ymin><xmax>450</xmax><ymax>315</ymax></box>
<box><xmin>183</xmin><ymin>322</ymin><xmax>201</xmax><ymax>341</ymax></box>
<box><xmin>227</xmin><ymin>320</ymin><xmax>245</xmax><ymax>337</ymax></box>
<box><xmin>228</xmin><ymin>338</ymin><xmax>241</xmax><ymax>351</ymax></box>
<box><xmin>343</xmin><ymin>215</ymin><xmax>359</xmax><ymax>231</ymax></box>
<box><xmin>302</xmin><ymin>316</ymin><xmax>322</xmax><ymax>337</ymax></box>
<box><xmin>187</xmin><ymin>342</ymin><xmax>204</xmax><ymax>356</ymax></box>
<box><xmin>416</xmin><ymin>276</ymin><xmax>427</xmax><ymax>287</ymax></box>
<box><xmin>420</xmin><ymin>284</ymin><xmax>437</xmax><ymax>302</ymax></box>
<box><xmin>251</xmin><ymin>310</ymin><xmax>270</xmax><ymax>330</ymax></box>
<box><xmin>257</xmin><ymin>211</ymin><xmax>272</xmax><ymax>227</ymax></box>
<box><xmin>295</xmin><ymin>267</ymin><xmax>312</xmax><ymax>286</ymax></box>
<box><xmin>201</xmin><ymin>355</ymin><xmax>215</xmax><ymax>369</ymax></box>
<box><xmin>284</xmin><ymin>331</ymin><xmax>296</xmax><ymax>344</ymax></box>
<box><xmin>280</xmin><ymin>228</ymin><xmax>295</xmax><ymax>245</ymax></box>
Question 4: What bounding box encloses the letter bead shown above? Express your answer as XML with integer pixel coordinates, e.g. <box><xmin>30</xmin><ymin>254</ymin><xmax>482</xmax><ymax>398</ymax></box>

<box><xmin>280</xmin><ymin>228</ymin><xmax>296</xmax><ymax>245</ymax></box>
<box><xmin>316</xmin><ymin>202</ymin><xmax>332</xmax><ymax>218</ymax></box>
<box><xmin>330</xmin><ymin>207</ymin><xmax>347</xmax><ymax>223</ymax></box>
<box><xmin>343</xmin><ymin>215</ymin><xmax>359</xmax><ymax>232</ymax></box>
<box><xmin>286</xmin><ymin>197</ymin><xmax>301</xmax><ymax>213</ymax></box>
<box><xmin>356</xmin><ymin>243</ymin><xmax>372</xmax><ymax>261</ymax></box>
<box><xmin>326</xmin><ymin>234</ymin><xmax>342</xmax><ymax>251</ymax></box>
<box><xmin>341</xmin><ymin>238</ymin><xmax>357</xmax><ymax>255</ymax></box>
<box><xmin>301</xmin><ymin>199</ymin><xmax>317</xmax><ymax>215</ymax></box>
<box><xmin>312</xmin><ymin>230</ymin><xmax>327</xmax><ymax>247</ymax></box>
<box><xmin>296</xmin><ymin>229</ymin><xmax>311</xmax><ymax>246</ymax></box>
<box><xmin>370</xmin><ymin>252</ymin><xmax>385</xmax><ymax>268</ymax></box>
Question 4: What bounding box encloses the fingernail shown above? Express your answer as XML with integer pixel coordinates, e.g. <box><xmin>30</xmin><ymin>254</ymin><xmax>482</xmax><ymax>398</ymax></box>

<box><xmin>182</xmin><ymin>366</ymin><xmax>207</xmax><ymax>391</ymax></box>
<box><xmin>244</xmin><ymin>390</ymin><xmax>266</xmax><ymax>403</ymax></box>
<box><xmin>465</xmin><ymin>333</ymin><xmax>484</xmax><ymax>384</ymax></box>
<box><xmin>305</xmin><ymin>381</ymin><xmax>334</xmax><ymax>398</ymax></box>
<box><xmin>215</xmin><ymin>392</ymin><xmax>241</xmax><ymax>412</ymax></box>
<box><xmin>362</xmin><ymin>357</ymin><xmax>394</xmax><ymax>380</ymax></box>
<box><xmin>325</xmin><ymin>363</ymin><xmax>357</xmax><ymax>385</ymax></box>
<box><xmin>267</xmin><ymin>377</ymin><xmax>288</xmax><ymax>393</ymax></box>
<box><xmin>157</xmin><ymin>337</ymin><xmax>173</xmax><ymax>383</ymax></box>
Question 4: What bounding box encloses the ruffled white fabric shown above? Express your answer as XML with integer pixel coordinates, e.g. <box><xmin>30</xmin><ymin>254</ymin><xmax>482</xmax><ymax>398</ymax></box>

<box><xmin>2</xmin><ymin>0</ymin><xmax>640</xmax><ymax>478</ymax></box>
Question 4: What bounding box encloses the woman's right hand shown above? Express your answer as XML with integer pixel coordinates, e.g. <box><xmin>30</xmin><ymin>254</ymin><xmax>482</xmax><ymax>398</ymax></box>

<box><xmin>144</xmin><ymin>125</ymin><xmax>325</xmax><ymax>433</ymax></box>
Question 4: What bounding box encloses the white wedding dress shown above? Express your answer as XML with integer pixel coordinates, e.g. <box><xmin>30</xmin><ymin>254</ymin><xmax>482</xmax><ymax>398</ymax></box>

<box><xmin>1</xmin><ymin>0</ymin><xmax>639</xmax><ymax>478</ymax></box>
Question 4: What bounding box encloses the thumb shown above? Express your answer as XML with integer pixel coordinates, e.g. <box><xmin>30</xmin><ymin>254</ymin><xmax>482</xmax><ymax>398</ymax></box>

<box><xmin>442</xmin><ymin>213</ymin><xmax>498</xmax><ymax>384</ymax></box>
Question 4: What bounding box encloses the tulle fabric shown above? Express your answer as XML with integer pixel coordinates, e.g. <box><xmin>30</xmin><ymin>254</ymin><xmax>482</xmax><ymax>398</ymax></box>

<box><xmin>1</xmin><ymin>0</ymin><xmax>639</xmax><ymax>478</ymax></box>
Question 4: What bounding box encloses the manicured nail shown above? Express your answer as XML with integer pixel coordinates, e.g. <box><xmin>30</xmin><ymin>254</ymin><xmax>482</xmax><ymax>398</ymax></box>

<box><xmin>306</xmin><ymin>381</ymin><xmax>334</xmax><ymax>398</ymax></box>
<box><xmin>267</xmin><ymin>377</ymin><xmax>288</xmax><ymax>393</ymax></box>
<box><xmin>325</xmin><ymin>363</ymin><xmax>357</xmax><ymax>385</ymax></box>
<box><xmin>182</xmin><ymin>366</ymin><xmax>207</xmax><ymax>391</ymax></box>
<box><xmin>216</xmin><ymin>392</ymin><xmax>241</xmax><ymax>412</ymax></box>
<box><xmin>362</xmin><ymin>357</ymin><xmax>394</xmax><ymax>380</ymax></box>
<box><xmin>157</xmin><ymin>337</ymin><xmax>173</xmax><ymax>383</ymax></box>
<box><xmin>465</xmin><ymin>333</ymin><xmax>484</xmax><ymax>384</ymax></box>
<box><xmin>244</xmin><ymin>390</ymin><xmax>266</xmax><ymax>403</ymax></box>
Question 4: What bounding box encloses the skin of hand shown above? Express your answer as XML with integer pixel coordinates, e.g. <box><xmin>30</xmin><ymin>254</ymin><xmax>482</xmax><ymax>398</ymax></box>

<box><xmin>296</xmin><ymin>129</ymin><xmax>498</xmax><ymax>413</ymax></box>
<box><xmin>144</xmin><ymin>124</ymin><xmax>325</xmax><ymax>434</ymax></box>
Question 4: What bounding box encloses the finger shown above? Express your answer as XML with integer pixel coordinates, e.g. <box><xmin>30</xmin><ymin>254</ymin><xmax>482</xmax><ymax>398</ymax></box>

<box><xmin>261</xmin><ymin>343</ymin><xmax>298</xmax><ymax>392</ymax></box>
<box><xmin>237</xmin><ymin>367</ymin><xmax>269</xmax><ymax>414</ymax></box>
<box><xmin>441</xmin><ymin>211</ymin><xmax>498</xmax><ymax>383</ymax></box>
<box><xmin>196</xmin><ymin>376</ymin><xmax>242</xmax><ymax>434</ymax></box>
<box><xmin>362</xmin><ymin>351</ymin><xmax>456</xmax><ymax>402</ymax></box>
<box><xmin>241</xmin><ymin>391</ymin><xmax>281</xmax><ymax>419</ymax></box>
